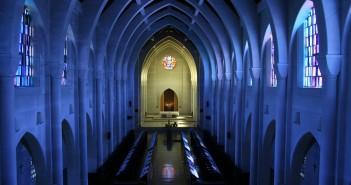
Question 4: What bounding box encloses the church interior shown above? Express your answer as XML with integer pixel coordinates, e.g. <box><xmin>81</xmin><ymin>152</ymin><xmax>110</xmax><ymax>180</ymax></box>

<box><xmin>0</xmin><ymin>0</ymin><xmax>350</xmax><ymax>185</ymax></box>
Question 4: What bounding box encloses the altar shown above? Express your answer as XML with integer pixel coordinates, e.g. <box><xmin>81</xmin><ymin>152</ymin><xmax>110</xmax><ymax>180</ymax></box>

<box><xmin>160</xmin><ymin>111</ymin><xmax>179</xmax><ymax>118</ymax></box>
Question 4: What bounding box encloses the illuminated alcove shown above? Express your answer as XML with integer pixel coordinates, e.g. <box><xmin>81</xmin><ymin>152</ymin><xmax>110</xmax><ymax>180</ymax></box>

<box><xmin>140</xmin><ymin>36</ymin><xmax>198</xmax><ymax>127</ymax></box>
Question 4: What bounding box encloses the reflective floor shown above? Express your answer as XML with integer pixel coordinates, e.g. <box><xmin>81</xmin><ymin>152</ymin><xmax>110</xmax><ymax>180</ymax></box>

<box><xmin>149</xmin><ymin>129</ymin><xmax>187</xmax><ymax>185</ymax></box>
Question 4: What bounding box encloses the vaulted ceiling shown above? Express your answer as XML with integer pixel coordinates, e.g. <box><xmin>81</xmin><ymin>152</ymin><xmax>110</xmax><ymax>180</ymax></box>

<box><xmin>77</xmin><ymin>0</ymin><xmax>263</xmax><ymax>79</ymax></box>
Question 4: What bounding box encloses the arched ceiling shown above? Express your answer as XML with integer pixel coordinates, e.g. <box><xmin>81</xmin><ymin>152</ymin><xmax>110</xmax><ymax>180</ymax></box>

<box><xmin>87</xmin><ymin>0</ymin><xmax>262</xmax><ymax>80</ymax></box>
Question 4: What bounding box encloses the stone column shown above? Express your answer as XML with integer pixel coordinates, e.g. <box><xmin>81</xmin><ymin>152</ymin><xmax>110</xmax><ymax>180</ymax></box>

<box><xmin>319</xmin><ymin>55</ymin><xmax>340</xmax><ymax>185</ymax></box>
<box><xmin>78</xmin><ymin>68</ymin><xmax>88</xmax><ymax>185</ymax></box>
<box><xmin>116</xmin><ymin>75</ymin><xmax>123</xmax><ymax>143</ymax></box>
<box><xmin>249</xmin><ymin>68</ymin><xmax>261</xmax><ymax>185</ymax></box>
<box><xmin>121</xmin><ymin>74</ymin><xmax>128</xmax><ymax>135</ymax></box>
<box><xmin>211</xmin><ymin>78</ymin><xmax>217</xmax><ymax>136</ymax></box>
<box><xmin>95</xmin><ymin>70</ymin><xmax>103</xmax><ymax>166</ymax></box>
<box><xmin>274</xmin><ymin>63</ymin><xmax>288</xmax><ymax>185</ymax></box>
<box><xmin>106</xmin><ymin>71</ymin><xmax>114</xmax><ymax>154</ymax></box>
<box><xmin>50</xmin><ymin>62</ymin><xmax>64</xmax><ymax>185</ymax></box>
<box><xmin>0</xmin><ymin>54</ymin><xmax>18</xmax><ymax>185</ymax></box>
<box><xmin>216</xmin><ymin>78</ymin><xmax>223</xmax><ymax>145</ymax></box>
<box><xmin>224</xmin><ymin>73</ymin><xmax>231</xmax><ymax>153</ymax></box>
<box><xmin>235</xmin><ymin>70</ymin><xmax>243</xmax><ymax>167</ymax></box>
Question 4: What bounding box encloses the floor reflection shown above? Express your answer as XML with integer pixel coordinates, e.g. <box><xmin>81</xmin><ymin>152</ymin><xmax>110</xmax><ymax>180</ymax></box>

<box><xmin>162</xmin><ymin>164</ymin><xmax>175</xmax><ymax>180</ymax></box>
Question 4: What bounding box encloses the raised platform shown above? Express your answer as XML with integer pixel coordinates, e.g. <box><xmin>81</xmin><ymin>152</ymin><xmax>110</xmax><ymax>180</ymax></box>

<box><xmin>141</xmin><ymin>114</ymin><xmax>197</xmax><ymax>128</ymax></box>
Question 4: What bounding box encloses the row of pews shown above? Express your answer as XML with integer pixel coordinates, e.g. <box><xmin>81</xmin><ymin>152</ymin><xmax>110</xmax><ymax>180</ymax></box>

<box><xmin>90</xmin><ymin>130</ymin><xmax>158</xmax><ymax>185</ymax></box>
<box><xmin>181</xmin><ymin>131</ymin><xmax>200</xmax><ymax>184</ymax></box>
<box><xmin>181</xmin><ymin>130</ymin><xmax>224</xmax><ymax>184</ymax></box>
<box><xmin>113</xmin><ymin>130</ymin><xmax>147</xmax><ymax>183</ymax></box>
<box><xmin>140</xmin><ymin>132</ymin><xmax>157</xmax><ymax>184</ymax></box>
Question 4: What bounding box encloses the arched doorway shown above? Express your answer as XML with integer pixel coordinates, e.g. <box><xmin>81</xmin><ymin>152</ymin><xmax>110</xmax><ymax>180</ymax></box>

<box><xmin>242</xmin><ymin>114</ymin><xmax>252</xmax><ymax>172</ymax></box>
<box><xmin>261</xmin><ymin>120</ymin><xmax>276</xmax><ymax>185</ymax></box>
<box><xmin>160</xmin><ymin>89</ymin><xmax>178</xmax><ymax>111</ymax></box>
<box><xmin>86</xmin><ymin>113</ymin><xmax>96</xmax><ymax>172</ymax></box>
<box><xmin>16</xmin><ymin>133</ymin><xmax>46</xmax><ymax>185</ymax></box>
<box><xmin>290</xmin><ymin>133</ymin><xmax>320</xmax><ymax>185</ymax></box>
<box><xmin>62</xmin><ymin>120</ymin><xmax>79</xmax><ymax>185</ymax></box>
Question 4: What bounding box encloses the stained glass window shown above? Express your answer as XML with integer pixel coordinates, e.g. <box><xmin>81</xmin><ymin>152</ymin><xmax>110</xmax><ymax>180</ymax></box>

<box><xmin>15</xmin><ymin>7</ymin><xmax>34</xmax><ymax>87</ymax></box>
<box><xmin>162</xmin><ymin>55</ymin><xmax>176</xmax><ymax>70</ymax></box>
<box><xmin>303</xmin><ymin>7</ymin><xmax>322</xmax><ymax>88</ymax></box>
<box><xmin>61</xmin><ymin>36</ymin><xmax>68</xmax><ymax>85</ymax></box>
<box><xmin>270</xmin><ymin>35</ymin><xmax>277</xmax><ymax>87</ymax></box>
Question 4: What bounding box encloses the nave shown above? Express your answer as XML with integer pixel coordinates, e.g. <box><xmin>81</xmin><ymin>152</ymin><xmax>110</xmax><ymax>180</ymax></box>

<box><xmin>89</xmin><ymin>128</ymin><xmax>243</xmax><ymax>185</ymax></box>
<box><xmin>2</xmin><ymin>1</ymin><xmax>351</xmax><ymax>185</ymax></box>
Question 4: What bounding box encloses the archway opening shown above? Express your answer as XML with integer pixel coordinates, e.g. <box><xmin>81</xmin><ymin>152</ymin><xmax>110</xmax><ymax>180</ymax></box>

<box><xmin>261</xmin><ymin>120</ymin><xmax>276</xmax><ymax>185</ymax></box>
<box><xmin>242</xmin><ymin>114</ymin><xmax>252</xmax><ymax>172</ymax></box>
<box><xmin>140</xmin><ymin>36</ymin><xmax>198</xmax><ymax>127</ymax></box>
<box><xmin>62</xmin><ymin>120</ymin><xmax>79</xmax><ymax>185</ymax></box>
<box><xmin>17</xmin><ymin>141</ymin><xmax>37</xmax><ymax>185</ymax></box>
<box><xmin>16</xmin><ymin>133</ymin><xmax>46</xmax><ymax>185</ymax></box>
<box><xmin>86</xmin><ymin>113</ymin><xmax>96</xmax><ymax>172</ymax></box>
<box><xmin>160</xmin><ymin>88</ymin><xmax>178</xmax><ymax>111</ymax></box>
<box><xmin>290</xmin><ymin>133</ymin><xmax>320</xmax><ymax>185</ymax></box>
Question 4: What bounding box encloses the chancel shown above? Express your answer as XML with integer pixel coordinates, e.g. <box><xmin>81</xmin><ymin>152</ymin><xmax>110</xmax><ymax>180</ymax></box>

<box><xmin>0</xmin><ymin>0</ymin><xmax>350</xmax><ymax>185</ymax></box>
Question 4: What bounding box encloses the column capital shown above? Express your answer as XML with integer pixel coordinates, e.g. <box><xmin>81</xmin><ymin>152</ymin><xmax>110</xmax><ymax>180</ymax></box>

<box><xmin>217</xmin><ymin>73</ymin><xmax>223</xmax><ymax>81</ymax></box>
<box><xmin>316</xmin><ymin>54</ymin><xmax>341</xmax><ymax>78</ymax></box>
<box><xmin>122</xmin><ymin>72</ymin><xmax>128</xmax><ymax>81</ymax></box>
<box><xmin>106</xmin><ymin>71</ymin><xmax>114</xmax><ymax>80</ymax></box>
<box><xmin>250</xmin><ymin>67</ymin><xmax>261</xmax><ymax>80</ymax></box>
<box><xmin>211</xmin><ymin>74</ymin><xmax>217</xmax><ymax>81</ymax></box>
<box><xmin>116</xmin><ymin>73</ymin><xmax>123</xmax><ymax>80</ymax></box>
<box><xmin>235</xmin><ymin>70</ymin><xmax>244</xmax><ymax>80</ymax></box>
<box><xmin>77</xmin><ymin>67</ymin><xmax>88</xmax><ymax>80</ymax></box>
<box><xmin>94</xmin><ymin>69</ymin><xmax>104</xmax><ymax>80</ymax></box>
<box><xmin>276</xmin><ymin>63</ymin><xmax>288</xmax><ymax>79</ymax></box>
<box><xmin>225</xmin><ymin>72</ymin><xmax>232</xmax><ymax>81</ymax></box>
<box><xmin>0</xmin><ymin>53</ymin><xmax>20</xmax><ymax>77</ymax></box>
<box><xmin>49</xmin><ymin>62</ymin><xmax>64</xmax><ymax>79</ymax></box>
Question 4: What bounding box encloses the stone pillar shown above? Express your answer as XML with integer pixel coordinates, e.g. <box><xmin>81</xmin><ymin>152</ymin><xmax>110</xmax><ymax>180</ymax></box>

<box><xmin>249</xmin><ymin>68</ymin><xmax>261</xmax><ymax>185</ymax></box>
<box><xmin>116</xmin><ymin>75</ymin><xmax>123</xmax><ymax>143</ymax></box>
<box><xmin>95</xmin><ymin>70</ymin><xmax>103</xmax><ymax>166</ymax></box>
<box><xmin>216</xmin><ymin>78</ymin><xmax>223</xmax><ymax>145</ymax></box>
<box><xmin>0</xmin><ymin>54</ymin><xmax>18</xmax><ymax>185</ymax></box>
<box><xmin>274</xmin><ymin>63</ymin><xmax>288</xmax><ymax>185</ymax></box>
<box><xmin>318</xmin><ymin>55</ymin><xmax>340</xmax><ymax>185</ymax></box>
<box><xmin>235</xmin><ymin>71</ymin><xmax>243</xmax><ymax>167</ymax></box>
<box><xmin>50</xmin><ymin>62</ymin><xmax>64</xmax><ymax>185</ymax></box>
<box><xmin>121</xmin><ymin>74</ymin><xmax>127</xmax><ymax>135</ymax></box>
<box><xmin>78</xmin><ymin>68</ymin><xmax>88</xmax><ymax>185</ymax></box>
<box><xmin>224</xmin><ymin>73</ymin><xmax>231</xmax><ymax>153</ymax></box>
<box><xmin>106</xmin><ymin>71</ymin><xmax>114</xmax><ymax>154</ymax></box>
<box><xmin>211</xmin><ymin>78</ymin><xmax>217</xmax><ymax>136</ymax></box>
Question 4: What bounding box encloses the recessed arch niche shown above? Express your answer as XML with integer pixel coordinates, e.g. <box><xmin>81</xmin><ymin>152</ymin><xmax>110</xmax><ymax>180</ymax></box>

<box><xmin>141</xmin><ymin>36</ymin><xmax>197</xmax><ymax>125</ymax></box>
<box><xmin>160</xmin><ymin>88</ymin><xmax>178</xmax><ymax>111</ymax></box>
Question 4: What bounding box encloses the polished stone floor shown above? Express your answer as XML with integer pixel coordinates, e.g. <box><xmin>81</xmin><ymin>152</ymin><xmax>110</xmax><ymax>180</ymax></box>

<box><xmin>149</xmin><ymin>129</ymin><xmax>187</xmax><ymax>185</ymax></box>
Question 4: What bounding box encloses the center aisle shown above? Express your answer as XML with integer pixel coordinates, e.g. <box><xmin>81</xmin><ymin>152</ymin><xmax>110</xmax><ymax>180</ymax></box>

<box><xmin>150</xmin><ymin>129</ymin><xmax>187</xmax><ymax>185</ymax></box>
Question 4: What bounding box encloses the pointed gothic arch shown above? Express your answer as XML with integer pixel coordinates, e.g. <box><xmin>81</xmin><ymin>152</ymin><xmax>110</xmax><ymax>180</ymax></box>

<box><xmin>160</xmin><ymin>88</ymin><xmax>178</xmax><ymax>111</ymax></box>
<box><xmin>261</xmin><ymin>120</ymin><xmax>276</xmax><ymax>185</ymax></box>
<box><xmin>289</xmin><ymin>132</ymin><xmax>320</xmax><ymax>185</ymax></box>
<box><xmin>62</xmin><ymin>119</ymin><xmax>79</xmax><ymax>185</ymax></box>
<box><xmin>16</xmin><ymin>132</ymin><xmax>46</xmax><ymax>185</ymax></box>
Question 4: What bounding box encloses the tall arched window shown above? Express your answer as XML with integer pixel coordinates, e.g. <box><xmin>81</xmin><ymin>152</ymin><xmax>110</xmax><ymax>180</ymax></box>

<box><xmin>304</xmin><ymin>7</ymin><xmax>322</xmax><ymax>88</ymax></box>
<box><xmin>270</xmin><ymin>35</ymin><xmax>277</xmax><ymax>87</ymax></box>
<box><xmin>15</xmin><ymin>7</ymin><xmax>34</xmax><ymax>87</ymax></box>
<box><xmin>61</xmin><ymin>36</ymin><xmax>68</xmax><ymax>85</ymax></box>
